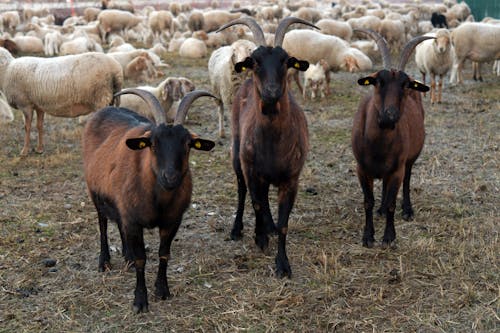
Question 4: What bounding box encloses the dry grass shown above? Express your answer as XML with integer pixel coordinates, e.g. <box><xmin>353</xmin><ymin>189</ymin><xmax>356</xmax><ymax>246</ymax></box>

<box><xmin>0</xmin><ymin>52</ymin><xmax>498</xmax><ymax>333</ymax></box>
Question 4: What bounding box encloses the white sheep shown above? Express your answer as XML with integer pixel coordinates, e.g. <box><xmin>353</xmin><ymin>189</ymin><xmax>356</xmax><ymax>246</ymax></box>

<box><xmin>59</xmin><ymin>35</ymin><xmax>102</xmax><ymax>55</ymax></box>
<box><xmin>202</xmin><ymin>10</ymin><xmax>241</xmax><ymax>33</ymax></box>
<box><xmin>316</xmin><ymin>19</ymin><xmax>353</xmax><ymax>41</ymax></box>
<box><xmin>283</xmin><ymin>29</ymin><xmax>373</xmax><ymax>95</ymax></box>
<box><xmin>97</xmin><ymin>9</ymin><xmax>144</xmax><ymax>43</ymax></box>
<box><xmin>303</xmin><ymin>60</ymin><xmax>328</xmax><ymax>100</ymax></box>
<box><xmin>12</xmin><ymin>35</ymin><xmax>45</xmax><ymax>54</ymax></box>
<box><xmin>0</xmin><ymin>91</ymin><xmax>14</xmax><ymax>124</ymax></box>
<box><xmin>208</xmin><ymin>39</ymin><xmax>256</xmax><ymax>138</ymax></box>
<box><xmin>450</xmin><ymin>22</ymin><xmax>500</xmax><ymax>84</ymax></box>
<box><xmin>0</xmin><ymin>47</ymin><xmax>124</xmax><ymax>156</ymax></box>
<box><xmin>178</xmin><ymin>37</ymin><xmax>207</xmax><ymax>59</ymax></box>
<box><xmin>117</xmin><ymin>77</ymin><xmax>195</xmax><ymax>123</ymax></box>
<box><xmin>148</xmin><ymin>10</ymin><xmax>174</xmax><ymax>43</ymax></box>
<box><xmin>415</xmin><ymin>29</ymin><xmax>453</xmax><ymax>104</ymax></box>
<box><xmin>43</xmin><ymin>30</ymin><xmax>63</xmax><ymax>56</ymax></box>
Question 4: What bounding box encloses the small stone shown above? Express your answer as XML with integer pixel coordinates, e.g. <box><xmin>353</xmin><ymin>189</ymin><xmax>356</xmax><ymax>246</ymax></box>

<box><xmin>42</xmin><ymin>258</ymin><xmax>57</xmax><ymax>267</ymax></box>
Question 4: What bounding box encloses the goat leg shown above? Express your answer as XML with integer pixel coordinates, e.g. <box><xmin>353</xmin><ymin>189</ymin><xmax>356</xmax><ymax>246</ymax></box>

<box><xmin>401</xmin><ymin>162</ymin><xmax>415</xmax><ymax>221</ymax></box>
<box><xmin>155</xmin><ymin>222</ymin><xmax>181</xmax><ymax>300</ymax></box>
<box><xmin>97</xmin><ymin>210</ymin><xmax>111</xmax><ymax>272</ymax></box>
<box><xmin>275</xmin><ymin>183</ymin><xmax>297</xmax><ymax>278</ymax></box>
<box><xmin>377</xmin><ymin>181</ymin><xmax>387</xmax><ymax>217</ymax></box>
<box><xmin>381</xmin><ymin>174</ymin><xmax>403</xmax><ymax>248</ymax></box>
<box><xmin>231</xmin><ymin>154</ymin><xmax>246</xmax><ymax>240</ymax></box>
<box><xmin>358</xmin><ymin>170</ymin><xmax>375</xmax><ymax>248</ymax></box>
<box><xmin>250</xmin><ymin>181</ymin><xmax>273</xmax><ymax>251</ymax></box>
<box><xmin>127</xmin><ymin>229</ymin><xmax>148</xmax><ymax>313</ymax></box>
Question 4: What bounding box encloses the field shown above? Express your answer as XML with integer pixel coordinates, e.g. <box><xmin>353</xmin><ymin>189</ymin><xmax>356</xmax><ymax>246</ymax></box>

<box><xmin>0</xmin><ymin>51</ymin><xmax>498</xmax><ymax>332</ymax></box>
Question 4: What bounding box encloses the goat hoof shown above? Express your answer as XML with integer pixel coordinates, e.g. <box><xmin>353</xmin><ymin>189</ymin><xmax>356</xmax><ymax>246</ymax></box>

<box><xmin>362</xmin><ymin>238</ymin><xmax>375</xmax><ymax>248</ymax></box>
<box><xmin>98</xmin><ymin>261</ymin><xmax>112</xmax><ymax>272</ymax></box>
<box><xmin>402</xmin><ymin>208</ymin><xmax>414</xmax><ymax>221</ymax></box>
<box><xmin>155</xmin><ymin>285</ymin><xmax>171</xmax><ymax>300</ymax></box>
<box><xmin>132</xmin><ymin>302</ymin><xmax>149</xmax><ymax>314</ymax></box>
<box><xmin>230</xmin><ymin>230</ymin><xmax>243</xmax><ymax>241</ymax></box>
<box><xmin>275</xmin><ymin>258</ymin><xmax>292</xmax><ymax>279</ymax></box>
<box><xmin>381</xmin><ymin>240</ymin><xmax>397</xmax><ymax>250</ymax></box>
<box><xmin>255</xmin><ymin>233</ymin><xmax>269</xmax><ymax>251</ymax></box>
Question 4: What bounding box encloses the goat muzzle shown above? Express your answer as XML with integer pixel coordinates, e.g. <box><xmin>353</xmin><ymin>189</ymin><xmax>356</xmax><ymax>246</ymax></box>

<box><xmin>378</xmin><ymin>106</ymin><xmax>400</xmax><ymax>130</ymax></box>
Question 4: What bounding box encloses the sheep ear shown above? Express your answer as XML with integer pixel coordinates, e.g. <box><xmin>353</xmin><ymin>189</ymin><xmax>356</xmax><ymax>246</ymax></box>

<box><xmin>126</xmin><ymin>137</ymin><xmax>152</xmax><ymax>150</ymax></box>
<box><xmin>288</xmin><ymin>57</ymin><xmax>309</xmax><ymax>71</ymax></box>
<box><xmin>190</xmin><ymin>138</ymin><xmax>215</xmax><ymax>151</ymax></box>
<box><xmin>409</xmin><ymin>80</ymin><xmax>430</xmax><ymax>92</ymax></box>
<box><xmin>358</xmin><ymin>76</ymin><xmax>376</xmax><ymax>86</ymax></box>
<box><xmin>235</xmin><ymin>57</ymin><xmax>254</xmax><ymax>73</ymax></box>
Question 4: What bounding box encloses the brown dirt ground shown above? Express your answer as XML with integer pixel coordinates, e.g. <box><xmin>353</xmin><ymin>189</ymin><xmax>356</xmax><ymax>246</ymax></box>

<box><xmin>0</xmin><ymin>49</ymin><xmax>498</xmax><ymax>332</ymax></box>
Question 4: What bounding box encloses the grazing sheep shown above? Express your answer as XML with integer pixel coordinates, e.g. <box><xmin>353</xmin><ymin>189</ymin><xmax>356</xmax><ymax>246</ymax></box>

<box><xmin>283</xmin><ymin>29</ymin><xmax>372</xmax><ymax>95</ymax></box>
<box><xmin>43</xmin><ymin>30</ymin><xmax>64</xmax><ymax>56</ymax></box>
<box><xmin>218</xmin><ymin>17</ymin><xmax>315</xmax><ymax>278</ymax></box>
<box><xmin>352</xmin><ymin>29</ymin><xmax>431</xmax><ymax>248</ymax></box>
<box><xmin>97</xmin><ymin>9</ymin><xmax>144</xmax><ymax>43</ymax></box>
<box><xmin>415</xmin><ymin>29</ymin><xmax>454</xmax><ymax>104</ymax></box>
<box><xmin>450</xmin><ymin>22</ymin><xmax>500</xmax><ymax>84</ymax></box>
<box><xmin>178</xmin><ymin>37</ymin><xmax>207</xmax><ymax>59</ymax></box>
<box><xmin>1</xmin><ymin>11</ymin><xmax>20</xmax><ymax>34</ymax></box>
<box><xmin>208</xmin><ymin>38</ymin><xmax>257</xmax><ymax>138</ymax></box>
<box><xmin>12</xmin><ymin>36</ymin><xmax>44</xmax><ymax>54</ymax></box>
<box><xmin>83</xmin><ymin>89</ymin><xmax>216</xmax><ymax>313</ymax></box>
<box><xmin>59</xmin><ymin>35</ymin><xmax>102</xmax><ymax>55</ymax></box>
<box><xmin>202</xmin><ymin>10</ymin><xmax>241</xmax><ymax>33</ymax></box>
<box><xmin>316</xmin><ymin>18</ymin><xmax>353</xmax><ymax>41</ymax></box>
<box><xmin>188</xmin><ymin>10</ymin><xmax>204</xmax><ymax>32</ymax></box>
<box><xmin>0</xmin><ymin>47</ymin><xmax>123</xmax><ymax>155</ymax></box>
<box><xmin>148</xmin><ymin>10</ymin><xmax>174</xmax><ymax>42</ymax></box>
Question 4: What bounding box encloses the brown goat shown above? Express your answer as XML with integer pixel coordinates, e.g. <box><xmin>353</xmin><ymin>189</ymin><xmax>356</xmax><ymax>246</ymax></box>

<box><xmin>218</xmin><ymin>17</ymin><xmax>317</xmax><ymax>278</ymax></box>
<box><xmin>82</xmin><ymin>89</ymin><xmax>216</xmax><ymax>313</ymax></box>
<box><xmin>351</xmin><ymin>29</ymin><xmax>432</xmax><ymax>248</ymax></box>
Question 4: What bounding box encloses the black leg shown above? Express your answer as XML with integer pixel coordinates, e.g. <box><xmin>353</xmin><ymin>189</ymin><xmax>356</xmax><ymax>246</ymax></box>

<box><xmin>275</xmin><ymin>183</ymin><xmax>297</xmax><ymax>278</ymax></box>
<box><xmin>231</xmin><ymin>150</ymin><xmax>246</xmax><ymax>241</ymax></box>
<box><xmin>358</xmin><ymin>169</ymin><xmax>375</xmax><ymax>248</ymax></box>
<box><xmin>127</xmin><ymin>228</ymin><xmax>148</xmax><ymax>313</ymax></box>
<box><xmin>155</xmin><ymin>222</ymin><xmax>181</xmax><ymax>300</ymax></box>
<box><xmin>402</xmin><ymin>163</ymin><xmax>415</xmax><ymax>221</ymax></box>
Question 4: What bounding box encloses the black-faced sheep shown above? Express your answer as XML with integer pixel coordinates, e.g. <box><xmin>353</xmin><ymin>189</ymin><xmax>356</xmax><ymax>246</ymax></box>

<box><xmin>82</xmin><ymin>89</ymin><xmax>216</xmax><ymax>313</ymax></box>
<box><xmin>352</xmin><ymin>29</ymin><xmax>431</xmax><ymax>248</ymax></box>
<box><xmin>0</xmin><ymin>47</ymin><xmax>123</xmax><ymax>156</ymax></box>
<box><xmin>218</xmin><ymin>17</ymin><xmax>315</xmax><ymax>278</ymax></box>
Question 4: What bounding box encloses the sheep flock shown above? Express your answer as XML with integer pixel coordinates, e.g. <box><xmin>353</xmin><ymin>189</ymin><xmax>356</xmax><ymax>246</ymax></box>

<box><xmin>0</xmin><ymin>0</ymin><xmax>498</xmax><ymax>330</ymax></box>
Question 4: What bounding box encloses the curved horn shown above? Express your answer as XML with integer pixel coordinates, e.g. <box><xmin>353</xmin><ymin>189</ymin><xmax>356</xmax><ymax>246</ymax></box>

<box><xmin>398</xmin><ymin>35</ymin><xmax>435</xmax><ymax>71</ymax></box>
<box><xmin>216</xmin><ymin>17</ymin><xmax>266</xmax><ymax>46</ymax></box>
<box><xmin>114</xmin><ymin>88</ymin><xmax>166</xmax><ymax>124</ymax></box>
<box><xmin>174</xmin><ymin>90</ymin><xmax>219</xmax><ymax>126</ymax></box>
<box><xmin>274</xmin><ymin>16</ymin><xmax>319</xmax><ymax>47</ymax></box>
<box><xmin>353</xmin><ymin>28</ymin><xmax>392</xmax><ymax>69</ymax></box>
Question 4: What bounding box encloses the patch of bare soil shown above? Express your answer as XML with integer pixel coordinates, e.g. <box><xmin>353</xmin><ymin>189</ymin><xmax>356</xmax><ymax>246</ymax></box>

<box><xmin>0</xmin><ymin>52</ymin><xmax>498</xmax><ymax>332</ymax></box>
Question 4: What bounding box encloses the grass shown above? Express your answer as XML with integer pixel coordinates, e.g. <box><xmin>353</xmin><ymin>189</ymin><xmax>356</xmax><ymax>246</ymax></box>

<box><xmin>0</xmin><ymin>48</ymin><xmax>498</xmax><ymax>332</ymax></box>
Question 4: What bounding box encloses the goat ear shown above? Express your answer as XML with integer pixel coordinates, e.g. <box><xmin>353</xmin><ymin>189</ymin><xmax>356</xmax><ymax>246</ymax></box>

<box><xmin>235</xmin><ymin>57</ymin><xmax>254</xmax><ymax>73</ymax></box>
<box><xmin>409</xmin><ymin>80</ymin><xmax>430</xmax><ymax>92</ymax></box>
<box><xmin>358</xmin><ymin>76</ymin><xmax>376</xmax><ymax>86</ymax></box>
<box><xmin>126</xmin><ymin>137</ymin><xmax>152</xmax><ymax>150</ymax></box>
<box><xmin>190</xmin><ymin>138</ymin><xmax>215</xmax><ymax>151</ymax></box>
<box><xmin>288</xmin><ymin>57</ymin><xmax>309</xmax><ymax>71</ymax></box>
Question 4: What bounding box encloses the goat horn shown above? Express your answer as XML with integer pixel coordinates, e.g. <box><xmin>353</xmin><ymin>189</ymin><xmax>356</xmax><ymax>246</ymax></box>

<box><xmin>114</xmin><ymin>88</ymin><xmax>166</xmax><ymax>124</ymax></box>
<box><xmin>216</xmin><ymin>17</ymin><xmax>266</xmax><ymax>46</ymax></box>
<box><xmin>398</xmin><ymin>35</ymin><xmax>435</xmax><ymax>71</ymax></box>
<box><xmin>274</xmin><ymin>17</ymin><xmax>319</xmax><ymax>47</ymax></box>
<box><xmin>174</xmin><ymin>90</ymin><xmax>219</xmax><ymax>126</ymax></box>
<box><xmin>353</xmin><ymin>28</ymin><xmax>392</xmax><ymax>69</ymax></box>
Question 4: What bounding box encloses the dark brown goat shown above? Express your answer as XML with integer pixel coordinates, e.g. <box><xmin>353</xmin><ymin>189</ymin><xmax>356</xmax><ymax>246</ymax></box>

<box><xmin>82</xmin><ymin>89</ymin><xmax>216</xmax><ymax>313</ymax></box>
<box><xmin>217</xmin><ymin>17</ymin><xmax>317</xmax><ymax>278</ymax></box>
<box><xmin>351</xmin><ymin>29</ymin><xmax>432</xmax><ymax>248</ymax></box>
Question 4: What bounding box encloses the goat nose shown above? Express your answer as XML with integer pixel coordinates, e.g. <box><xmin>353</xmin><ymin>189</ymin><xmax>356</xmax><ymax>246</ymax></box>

<box><xmin>161</xmin><ymin>170</ymin><xmax>180</xmax><ymax>188</ymax></box>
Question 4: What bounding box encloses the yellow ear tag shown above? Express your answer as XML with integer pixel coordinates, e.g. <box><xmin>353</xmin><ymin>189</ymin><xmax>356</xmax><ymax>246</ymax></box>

<box><xmin>294</xmin><ymin>62</ymin><xmax>300</xmax><ymax>69</ymax></box>
<box><xmin>364</xmin><ymin>79</ymin><xmax>370</xmax><ymax>85</ymax></box>
<box><xmin>414</xmin><ymin>82</ymin><xmax>419</xmax><ymax>88</ymax></box>
<box><xmin>241</xmin><ymin>66</ymin><xmax>246</xmax><ymax>71</ymax></box>
<box><xmin>194</xmin><ymin>141</ymin><xmax>202</xmax><ymax>149</ymax></box>
<box><xmin>138</xmin><ymin>141</ymin><xmax>146</xmax><ymax>149</ymax></box>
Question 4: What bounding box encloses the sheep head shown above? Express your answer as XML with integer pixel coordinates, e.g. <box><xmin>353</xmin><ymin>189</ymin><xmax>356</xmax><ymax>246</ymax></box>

<box><xmin>218</xmin><ymin>17</ymin><xmax>317</xmax><ymax>114</ymax></box>
<box><xmin>355</xmin><ymin>29</ymin><xmax>431</xmax><ymax>129</ymax></box>
<box><xmin>115</xmin><ymin>89</ymin><xmax>216</xmax><ymax>190</ymax></box>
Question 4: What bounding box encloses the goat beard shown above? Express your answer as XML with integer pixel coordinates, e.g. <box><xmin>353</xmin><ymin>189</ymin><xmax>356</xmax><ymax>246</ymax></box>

<box><xmin>260</xmin><ymin>100</ymin><xmax>279</xmax><ymax>116</ymax></box>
